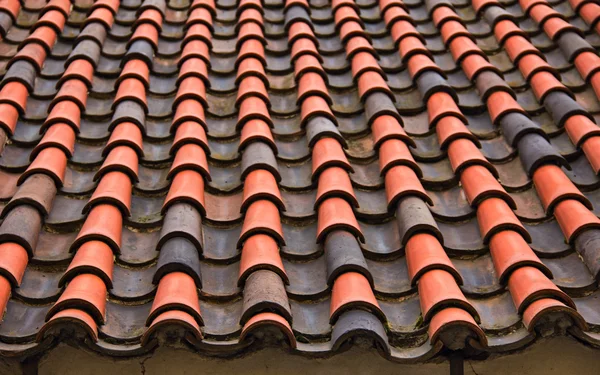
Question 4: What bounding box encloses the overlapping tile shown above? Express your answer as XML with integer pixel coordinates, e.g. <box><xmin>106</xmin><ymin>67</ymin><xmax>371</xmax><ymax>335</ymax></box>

<box><xmin>0</xmin><ymin>0</ymin><xmax>598</xmax><ymax>366</ymax></box>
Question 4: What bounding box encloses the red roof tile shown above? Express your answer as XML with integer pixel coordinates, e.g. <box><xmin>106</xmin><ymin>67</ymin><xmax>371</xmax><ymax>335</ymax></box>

<box><xmin>0</xmin><ymin>0</ymin><xmax>598</xmax><ymax>369</ymax></box>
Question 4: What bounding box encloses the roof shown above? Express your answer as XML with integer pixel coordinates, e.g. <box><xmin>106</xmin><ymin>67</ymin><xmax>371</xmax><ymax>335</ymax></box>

<box><xmin>0</xmin><ymin>0</ymin><xmax>598</xmax><ymax>366</ymax></box>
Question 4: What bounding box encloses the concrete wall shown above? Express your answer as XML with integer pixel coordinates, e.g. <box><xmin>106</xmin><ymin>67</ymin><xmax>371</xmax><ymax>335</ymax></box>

<box><xmin>1</xmin><ymin>336</ymin><xmax>597</xmax><ymax>374</ymax></box>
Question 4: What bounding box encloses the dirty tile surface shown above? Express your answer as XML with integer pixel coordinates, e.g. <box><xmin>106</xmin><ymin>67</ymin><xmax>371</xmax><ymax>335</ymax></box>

<box><xmin>0</xmin><ymin>0</ymin><xmax>599</xmax><ymax>364</ymax></box>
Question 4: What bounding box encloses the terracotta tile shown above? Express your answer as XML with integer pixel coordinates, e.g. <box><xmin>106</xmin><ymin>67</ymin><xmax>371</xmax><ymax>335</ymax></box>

<box><xmin>239</xmin><ymin>119</ymin><xmax>276</xmax><ymax>151</ymax></box>
<box><xmin>237</xmin><ymin>22</ymin><xmax>266</xmax><ymax>48</ymax></box>
<box><xmin>520</xmin><ymin>0</ymin><xmax>549</xmax><ymax>14</ymax></box>
<box><xmin>147</xmin><ymin>272</ymin><xmax>203</xmax><ymax>327</ymax></box>
<box><xmin>579</xmin><ymin>2</ymin><xmax>600</xmax><ymax>26</ymax></box>
<box><xmin>431</xmin><ymin>5</ymin><xmax>462</xmax><ymax>27</ymax></box>
<box><xmin>436</xmin><ymin>116</ymin><xmax>479</xmax><ymax>149</ymax></box>
<box><xmin>237</xmin><ymin>39</ymin><xmax>266</xmax><ymax>67</ymax></box>
<box><xmin>21</xmin><ymin>147</ymin><xmax>68</xmax><ymax>187</ymax></box>
<box><xmin>418</xmin><ymin>269</ymin><xmax>478</xmax><ymax>323</ymax></box>
<box><xmin>240</xmin><ymin>312</ymin><xmax>295</xmax><ymax>348</ymax></box>
<box><xmin>43</xmin><ymin>0</ymin><xmax>71</xmax><ymax>19</ymax></box>
<box><xmin>533</xmin><ymin>164</ymin><xmax>590</xmax><ymax>213</ymax></box>
<box><xmin>518</xmin><ymin>54</ymin><xmax>556</xmax><ymax>82</ymax></box>
<box><xmin>460</xmin><ymin>165</ymin><xmax>515</xmax><ymax>208</ymax></box>
<box><xmin>334</xmin><ymin>6</ymin><xmax>362</xmax><ymax>29</ymax></box>
<box><xmin>192</xmin><ymin>0</ymin><xmax>216</xmax><ymax>14</ymax></box>
<box><xmin>0</xmin><ymin>0</ymin><xmax>597</xmax><ymax>362</ymax></box>
<box><xmin>39</xmin><ymin>308</ymin><xmax>98</xmax><ymax>342</ymax></box>
<box><xmin>114</xmin><ymin>78</ymin><xmax>148</xmax><ymax>111</ymax></box>
<box><xmin>53</xmin><ymin>78</ymin><xmax>88</xmax><ymax>111</ymax></box>
<box><xmin>461</xmin><ymin>54</ymin><xmax>500</xmax><ymax>81</ymax></box>
<box><xmin>329</xmin><ymin>271</ymin><xmax>383</xmax><ymax>323</ymax></box>
<box><xmin>312</xmin><ymin>137</ymin><xmax>351</xmax><ymax>178</ymax></box>
<box><xmin>564</xmin><ymin>115</ymin><xmax>600</xmax><ymax>147</ymax></box>
<box><xmin>0</xmin><ymin>276</ymin><xmax>11</xmax><ymax>323</ymax></box>
<box><xmin>238</xmin><ymin>8</ymin><xmax>262</xmax><ymax>30</ymax></box>
<box><xmin>476</xmin><ymin>197</ymin><xmax>530</xmax><ymax>244</ymax></box>
<box><xmin>398</xmin><ymin>36</ymin><xmax>430</xmax><ymax>62</ymax></box>
<box><xmin>130</xmin><ymin>23</ymin><xmax>159</xmax><ymax>50</ymax></box>
<box><xmin>0</xmin><ymin>88</ymin><xmax>26</xmax><ymax>129</ymax></box>
<box><xmin>294</xmin><ymin>54</ymin><xmax>326</xmax><ymax>81</ymax></box>
<box><xmin>529</xmin><ymin>4</ymin><xmax>563</xmax><ymax>25</ymax></box>
<box><xmin>317</xmin><ymin>197</ymin><xmax>364</xmax><ymax>243</ymax></box>
<box><xmin>378</xmin><ymin>138</ymin><xmax>419</xmax><ymax>176</ymax></box>
<box><xmin>62</xmin><ymin>240</ymin><xmax>114</xmax><ymax>288</ymax></box>
<box><xmin>43</xmin><ymin>100</ymin><xmax>81</xmax><ymax>133</ymax></box>
<box><xmin>383</xmin><ymin>6</ymin><xmax>413</xmax><ymax>33</ymax></box>
<box><xmin>92</xmin><ymin>0</ymin><xmax>120</xmax><ymax>14</ymax></box>
<box><xmin>494</xmin><ymin>20</ymin><xmax>528</xmax><ymax>45</ymax></box>
<box><xmin>522</xmin><ymin>298</ymin><xmax>586</xmax><ymax>331</ymax></box>
<box><xmin>176</xmin><ymin>76</ymin><xmax>207</xmax><ymax>109</ymax></box>
<box><xmin>237</xmin><ymin>76</ymin><xmax>269</xmax><ymax>107</ymax></box>
<box><xmin>489</xmin><ymin>230</ymin><xmax>550</xmax><ymax>284</ymax></box>
<box><xmin>61</xmin><ymin>59</ymin><xmax>95</xmax><ymax>88</ymax></box>
<box><xmin>447</xmin><ymin>138</ymin><xmax>496</xmax><ymax>176</ymax></box>
<box><xmin>187</xmin><ymin>7</ymin><xmax>213</xmax><ymax>29</ymax></box>
<box><xmin>385</xmin><ymin>165</ymin><xmax>430</xmax><ymax>208</ymax></box>
<box><xmin>86</xmin><ymin>171</ymin><xmax>132</xmax><ymax>216</ymax></box>
<box><xmin>238</xmin><ymin>96</ymin><xmax>272</xmax><ymax>129</ymax></box>
<box><xmin>371</xmin><ymin>114</ymin><xmax>414</xmax><ymax>149</ymax></box>
<box><xmin>12</xmin><ymin>42</ymin><xmax>47</xmax><ymax>72</ymax></box>
<box><xmin>316</xmin><ymin>166</ymin><xmax>358</xmax><ymax>208</ymax></box>
<box><xmin>163</xmin><ymin>170</ymin><xmax>206</xmax><ymax>216</ymax></box>
<box><xmin>486</xmin><ymin>91</ymin><xmax>527</xmax><ymax>124</ymax></box>
<box><xmin>171</xmin><ymin>121</ymin><xmax>209</xmax><ymax>155</ymax></box>
<box><xmin>507</xmin><ymin>266</ymin><xmax>574</xmax><ymax>313</ymax></box>
<box><xmin>284</xmin><ymin>0</ymin><xmax>310</xmax><ymax>12</ymax></box>
<box><xmin>405</xmin><ymin>233</ymin><xmax>460</xmax><ymax>286</ymax></box>
<box><xmin>345</xmin><ymin>36</ymin><xmax>377</xmax><ymax>60</ymax></box>
<box><xmin>180</xmin><ymin>58</ymin><xmax>209</xmax><ymax>87</ymax></box>
<box><xmin>297</xmin><ymin>72</ymin><xmax>331</xmax><ymax>105</ymax></box>
<box><xmin>290</xmin><ymin>37</ymin><xmax>321</xmax><ymax>63</ymax></box>
<box><xmin>300</xmin><ymin>95</ymin><xmax>336</xmax><ymax>127</ymax></box>
<box><xmin>357</xmin><ymin>71</ymin><xmax>393</xmax><ymax>102</ymax></box>
<box><xmin>449</xmin><ymin>36</ymin><xmax>487</xmax><ymax>64</ymax></box>
<box><xmin>142</xmin><ymin>310</ymin><xmax>202</xmax><ymax>346</ymax></box>
<box><xmin>236</xmin><ymin>56</ymin><xmax>267</xmax><ymax>83</ymax></box>
<box><xmin>24</xmin><ymin>25</ymin><xmax>57</xmax><ymax>52</ymax></box>
<box><xmin>168</xmin><ymin>143</ymin><xmax>210</xmax><ymax>181</ymax></box>
<box><xmin>339</xmin><ymin>20</ymin><xmax>368</xmax><ymax>44</ymax></box>
<box><xmin>47</xmin><ymin>274</ymin><xmax>108</xmax><ymax>324</ymax></box>
<box><xmin>554</xmin><ymin>199</ymin><xmax>600</xmax><ymax>242</ymax></box>
<box><xmin>98</xmin><ymin>145</ymin><xmax>139</xmax><ymax>182</ymax></box>
<box><xmin>429</xmin><ymin>307</ymin><xmax>487</xmax><ymax>349</ymax></box>
<box><xmin>379</xmin><ymin>0</ymin><xmax>407</xmax><ymax>14</ymax></box>
<box><xmin>86</xmin><ymin>7</ymin><xmax>115</xmax><ymax>30</ymax></box>
<box><xmin>172</xmin><ymin>98</ymin><xmax>207</xmax><ymax>131</ymax></box>
<box><xmin>503</xmin><ymin>35</ymin><xmax>543</xmax><ymax>65</ymax></box>
<box><xmin>106</xmin><ymin>122</ymin><xmax>144</xmax><ymax>157</ymax></box>
<box><xmin>387</xmin><ymin>15</ymin><xmax>416</xmax><ymax>44</ymax></box>
<box><xmin>440</xmin><ymin>20</ymin><xmax>471</xmax><ymax>46</ymax></box>
<box><xmin>529</xmin><ymin>71</ymin><xmax>570</xmax><ymax>103</ymax></box>
<box><xmin>73</xmin><ymin>204</ymin><xmax>123</xmax><ymax>253</ymax></box>
<box><xmin>239</xmin><ymin>234</ymin><xmax>287</xmax><ymax>285</ymax></box>
<box><xmin>427</xmin><ymin>92</ymin><xmax>467</xmax><ymax>127</ymax></box>
<box><xmin>0</xmin><ymin>0</ymin><xmax>20</xmax><ymax>20</ymax></box>
<box><xmin>0</xmin><ymin>242</ymin><xmax>28</xmax><ymax>286</ymax></box>
<box><xmin>239</xmin><ymin>200</ymin><xmax>285</xmax><ymax>247</ymax></box>
<box><xmin>0</xmin><ymin>103</ymin><xmax>19</xmax><ymax>134</ymax></box>
<box><xmin>543</xmin><ymin>17</ymin><xmax>580</xmax><ymax>41</ymax></box>
<box><xmin>581</xmin><ymin>136</ymin><xmax>600</xmax><ymax>173</ymax></box>
<box><xmin>242</xmin><ymin>169</ymin><xmax>284</xmax><ymax>212</ymax></box>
